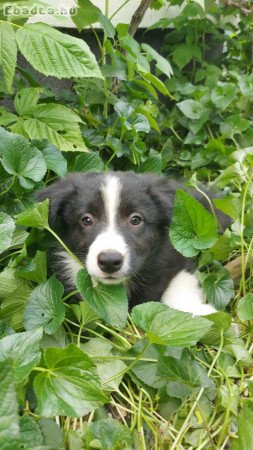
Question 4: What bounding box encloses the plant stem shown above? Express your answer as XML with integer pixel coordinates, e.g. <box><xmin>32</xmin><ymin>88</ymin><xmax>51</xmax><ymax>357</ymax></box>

<box><xmin>0</xmin><ymin>19</ymin><xmax>22</xmax><ymax>28</ymax></box>
<box><xmin>0</xmin><ymin>175</ymin><xmax>16</xmax><ymax>197</ymax></box>
<box><xmin>110</xmin><ymin>0</ymin><xmax>131</xmax><ymax>20</ymax></box>
<box><xmin>46</xmin><ymin>226</ymin><xmax>83</xmax><ymax>267</ymax></box>
<box><xmin>171</xmin><ymin>331</ymin><xmax>224</xmax><ymax>449</ymax></box>
<box><xmin>102</xmin><ymin>339</ymin><xmax>150</xmax><ymax>385</ymax></box>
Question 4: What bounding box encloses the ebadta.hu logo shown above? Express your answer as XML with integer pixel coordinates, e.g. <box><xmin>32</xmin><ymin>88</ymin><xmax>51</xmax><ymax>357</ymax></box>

<box><xmin>3</xmin><ymin>3</ymin><xmax>77</xmax><ymax>16</ymax></box>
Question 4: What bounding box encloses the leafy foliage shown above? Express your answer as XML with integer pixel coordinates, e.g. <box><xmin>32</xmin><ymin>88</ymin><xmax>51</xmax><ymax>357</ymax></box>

<box><xmin>0</xmin><ymin>0</ymin><xmax>252</xmax><ymax>448</ymax></box>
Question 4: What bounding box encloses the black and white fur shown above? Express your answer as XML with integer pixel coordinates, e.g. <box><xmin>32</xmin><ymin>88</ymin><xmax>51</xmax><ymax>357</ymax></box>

<box><xmin>37</xmin><ymin>172</ymin><xmax>229</xmax><ymax>315</ymax></box>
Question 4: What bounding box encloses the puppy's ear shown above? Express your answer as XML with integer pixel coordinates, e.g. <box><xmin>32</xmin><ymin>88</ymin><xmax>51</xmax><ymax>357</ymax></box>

<box><xmin>36</xmin><ymin>178</ymin><xmax>76</xmax><ymax>226</ymax></box>
<box><xmin>150</xmin><ymin>177</ymin><xmax>231</xmax><ymax>231</ymax></box>
<box><xmin>149</xmin><ymin>178</ymin><xmax>180</xmax><ymax>224</ymax></box>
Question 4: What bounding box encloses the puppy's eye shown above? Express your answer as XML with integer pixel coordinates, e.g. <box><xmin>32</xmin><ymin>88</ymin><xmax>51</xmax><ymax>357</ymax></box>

<box><xmin>130</xmin><ymin>214</ymin><xmax>143</xmax><ymax>226</ymax></box>
<box><xmin>81</xmin><ymin>214</ymin><xmax>94</xmax><ymax>226</ymax></box>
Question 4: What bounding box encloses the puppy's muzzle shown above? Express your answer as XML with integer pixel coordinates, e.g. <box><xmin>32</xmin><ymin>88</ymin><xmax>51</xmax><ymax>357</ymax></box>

<box><xmin>97</xmin><ymin>250</ymin><xmax>124</xmax><ymax>274</ymax></box>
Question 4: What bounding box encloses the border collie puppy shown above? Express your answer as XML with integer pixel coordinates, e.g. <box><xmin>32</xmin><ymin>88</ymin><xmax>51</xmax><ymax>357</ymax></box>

<box><xmin>37</xmin><ymin>171</ymin><xmax>229</xmax><ymax>315</ymax></box>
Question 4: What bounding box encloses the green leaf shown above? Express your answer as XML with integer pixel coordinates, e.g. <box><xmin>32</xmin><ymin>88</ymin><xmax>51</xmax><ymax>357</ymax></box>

<box><xmin>74</xmin><ymin>152</ymin><xmax>104</xmax><ymax>172</ymax></box>
<box><xmin>0</xmin><ymin>280</ymin><xmax>33</xmax><ymax>331</ymax></box>
<box><xmin>172</xmin><ymin>44</ymin><xmax>194</xmax><ymax>70</ymax></box>
<box><xmin>232</xmin><ymin>407</ymin><xmax>253</xmax><ymax>450</ymax></box>
<box><xmin>38</xmin><ymin>418</ymin><xmax>64</xmax><ymax>449</ymax></box>
<box><xmin>14</xmin><ymin>87</ymin><xmax>42</xmax><ymax>116</ymax></box>
<box><xmin>32</xmin><ymin>139</ymin><xmax>67</xmax><ymax>177</ymax></box>
<box><xmin>219</xmin><ymin>384</ymin><xmax>239</xmax><ymax>416</ymax></box>
<box><xmin>140</xmin><ymin>71</ymin><xmax>173</xmax><ymax>97</ymax></box>
<box><xmin>16</xmin><ymin>22</ymin><xmax>102</xmax><ymax>79</ymax></box>
<box><xmin>237</xmin><ymin>294</ymin><xmax>253</xmax><ymax>320</ymax></box>
<box><xmin>17</xmin><ymin>250</ymin><xmax>47</xmax><ymax>283</ymax></box>
<box><xmin>19</xmin><ymin>103</ymin><xmax>87</xmax><ymax>152</ymax></box>
<box><xmin>99</xmin><ymin>14</ymin><xmax>116</xmax><ymax>39</ymax></box>
<box><xmin>177</xmin><ymin>99</ymin><xmax>203</xmax><ymax>120</ymax></box>
<box><xmin>128</xmin><ymin>340</ymin><xmax>161</xmax><ymax>387</ymax></box>
<box><xmin>15</xmin><ymin>200</ymin><xmax>49</xmax><ymax>228</ymax></box>
<box><xmin>34</xmin><ymin>344</ymin><xmax>108</xmax><ymax>417</ymax></box>
<box><xmin>211</xmin><ymin>83</ymin><xmax>237</xmax><ymax>111</ymax></box>
<box><xmin>0</xmin><ymin>360</ymin><xmax>20</xmax><ymax>450</ymax></box>
<box><xmin>0</xmin><ymin>126</ymin><xmax>47</xmax><ymax>187</ymax></box>
<box><xmin>138</xmin><ymin>155</ymin><xmax>162</xmax><ymax>174</ymax></box>
<box><xmin>85</xmin><ymin>418</ymin><xmax>133</xmax><ymax>450</ymax></box>
<box><xmin>0</xmin><ymin>268</ymin><xmax>18</xmax><ymax>297</ymax></box>
<box><xmin>0</xmin><ymin>212</ymin><xmax>15</xmax><ymax>253</ymax></box>
<box><xmin>20</xmin><ymin>415</ymin><xmax>43</xmax><ymax>449</ymax></box>
<box><xmin>24</xmin><ymin>275</ymin><xmax>65</xmax><ymax>335</ymax></box>
<box><xmin>0</xmin><ymin>22</ymin><xmax>17</xmax><ymax>93</ymax></box>
<box><xmin>0</xmin><ymin>328</ymin><xmax>42</xmax><ymax>383</ymax></box>
<box><xmin>82</xmin><ymin>337</ymin><xmax>127</xmax><ymax>391</ymax></box>
<box><xmin>157</xmin><ymin>352</ymin><xmax>214</xmax><ymax>396</ymax></box>
<box><xmin>76</xmin><ymin>269</ymin><xmax>128</xmax><ymax>328</ymax></box>
<box><xmin>71</xmin><ymin>301</ymin><xmax>99</xmax><ymax>326</ymax></box>
<box><xmin>214</xmin><ymin>197</ymin><xmax>241</xmax><ymax>221</ymax></box>
<box><xmin>131</xmin><ymin>113</ymin><xmax>150</xmax><ymax>133</ymax></box>
<box><xmin>169</xmin><ymin>189</ymin><xmax>218</xmax><ymax>257</ymax></box>
<box><xmin>141</xmin><ymin>43</ymin><xmax>173</xmax><ymax>77</ymax></box>
<box><xmin>132</xmin><ymin>302</ymin><xmax>212</xmax><ymax>347</ymax></box>
<box><xmin>202</xmin><ymin>266</ymin><xmax>234</xmax><ymax>310</ymax></box>
<box><xmin>220</xmin><ymin>114</ymin><xmax>250</xmax><ymax>137</ymax></box>
<box><xmin>71</xmin><ymin>0</ymin><xmax>101</xmax><ymax>31</ymax></box>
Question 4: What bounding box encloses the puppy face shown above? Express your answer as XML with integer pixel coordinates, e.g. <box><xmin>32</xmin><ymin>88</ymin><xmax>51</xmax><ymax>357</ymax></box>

<box><xmin>37</xmin><ymin>172</ymin><xmax>175</xmax><ymax>284</ymax></box>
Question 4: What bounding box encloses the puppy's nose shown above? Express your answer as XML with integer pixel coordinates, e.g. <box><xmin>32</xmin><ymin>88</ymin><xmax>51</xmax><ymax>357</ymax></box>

<box><xmin>97</xmin><ymin>251</ymin><xmax>123</xmax><ymax>274</ymax></box>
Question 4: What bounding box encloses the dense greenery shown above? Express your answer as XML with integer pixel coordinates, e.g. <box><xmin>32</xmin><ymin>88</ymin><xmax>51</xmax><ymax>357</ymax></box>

<box><xmin>0</xmin><ymin>0</ymin><xmax>252</xmax><ymax>448</ymax></box>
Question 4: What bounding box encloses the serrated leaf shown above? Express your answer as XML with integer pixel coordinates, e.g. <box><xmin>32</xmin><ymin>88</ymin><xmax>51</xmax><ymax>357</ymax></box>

<box><xmin>128</xmin><ymin>340</ymin><xmax>161</xmax><ymax>387</ymax></box>
<box><xmin>24</xmin><ymin>276</ymin><xmax>65</xmax><ymax>334</ymax></box>
<box><xmin>142</xmin><ymin>43</ymin><xmax>173</xmax><ymax>77</ymax></box>
<box><xmin>18</xmin><ymin>103</ymin><xmax>87</xmax><ymax>152</ymax></box>
<box><xmin>15</xmin><ymin>200</ymin><xmax>49</xmax><ymax>230</ymax></box>
<box><xmin>169</xmin><ymin>189</ymin><xmax>218</xmax><ymax>257</ymax></box>
<box><xmin>85</xmin><ymin>418</ymin><xmax>133</xmax><ymax>450</ymax></box>
<box><xmin>33</xmin><ymin>140</ymin><xmax>67</xmax><ymax>177</ymax></box>
<box><xmin>211</xmin><ymin>83</ymin><xmax>237</xmax><ymax>111</ymax></box>
<box><xmin>0</xmin><ymin>328</ymin><xmax>42</xmax><ymax>383</ymax></box>
<box><xmin>177</xmin><ymin>99</ymin><xmax>203</xmax><ymax>120</ymax></box>
<box><xmin>0</xmin><ymin>212</ymin><xmax>15</xmax><ymax>253</ymax></box>
<box><xmin>16</xmin><ymin>22</ymin><xmax>102</xmax><ymax>79</ymax></box>
<box><xmin>0</xmin><ymin>126</ymin><xmax>47</xmax><ymax>187</ymax></box>
<box><xmin>74</xmin><ymin>152</ymin><xmax>104</xmax><ymax>172</ymax></box>
<box><xmin>71</xmin><ymin>0</ymin><xmax>101</xmax><ymax>31</ymax></box>
<box><xmin>138</xmin><ymin>155</ymin><xmax>162</xmax><ymax>174</ymax></box>
<box><xmin>0</xmin><ymin>360</ymin><xmax>20</xmax><ymax>450</ymax></box>
<box><xmin>14</xmin><ymin>87</ymin><xmax>42</xmax><ymax>116</ymax></box>
<box><xmin>132</xmin><ymin>302</ymin><xmax>212</xmax><ymax>347</ymax></box>
<box><xmin>237</xmin><ymin>294</ymin><xmax>253</xmax><ymax>320</ymax></box>
<box><xmin>202</xmin><ymin>267</ymin><xmax>234</xmax><ymax>310</ymax></box>
<box><xmin>17</xmin><ymin>250</ymin><xmax>47</xmax><ymax>283</ymax></box>
<box><xmin>158</xmin><ymin>351</ymin><xmax>214</xmax><ymax>395</ymax></box>
<box><xmin>0</xmin><ymin>278</ymin><xmax>33</xmax><ymax>331</ymax></box>
<box><xmin>0</xmin><ymin>22</ymin><xmax>17</xmax><ymax>93</ymax></box>
<box><xmin>76</xmin><ymin>269</ymin><xmax>128</xmax><ymax>328</ymax></box>
<box><xmin>34</xmin><ymin>344</ymin><xmax>108</xmax><ymax>417</ymax></box>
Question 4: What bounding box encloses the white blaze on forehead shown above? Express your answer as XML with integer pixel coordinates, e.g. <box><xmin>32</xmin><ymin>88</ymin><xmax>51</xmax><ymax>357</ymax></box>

<box><xmin>101</xmin><ymin>175</ymin><xmax>121</xmax><ymax>229</ymax></box>
<box><xmin>86</xmin><ymin>174</ymin><xmax>130</xmax><ymax>282</ymax></box>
